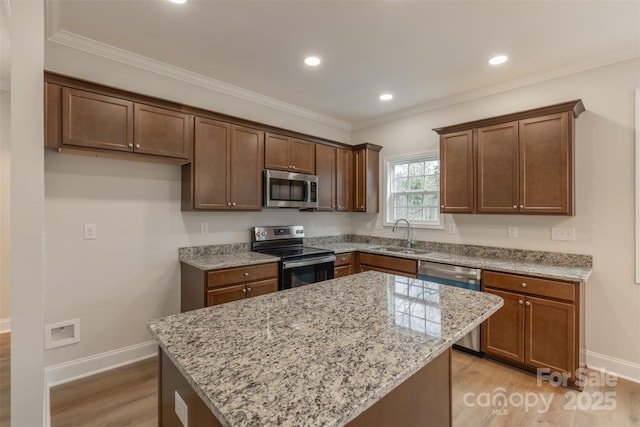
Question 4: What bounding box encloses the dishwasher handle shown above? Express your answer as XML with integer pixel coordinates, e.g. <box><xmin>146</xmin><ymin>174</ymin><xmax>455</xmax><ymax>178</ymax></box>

<box><xmin>418</xmin><ymin>261</ymin><xmax>481</xmax><ymax>281</ymax></box>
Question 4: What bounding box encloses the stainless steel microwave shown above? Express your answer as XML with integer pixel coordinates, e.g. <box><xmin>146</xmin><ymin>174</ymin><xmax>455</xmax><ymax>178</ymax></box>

<box><xmin>264</xmin><ymin>169</ymin><xmax>318</xmax><ymax>208</ymax></box>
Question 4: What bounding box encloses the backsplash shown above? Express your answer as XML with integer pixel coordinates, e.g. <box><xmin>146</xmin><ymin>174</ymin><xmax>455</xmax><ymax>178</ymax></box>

<box><xmin>179</xmin><ymin>234</ymin><xmax>592</xmax><ymax>268</ymax></box>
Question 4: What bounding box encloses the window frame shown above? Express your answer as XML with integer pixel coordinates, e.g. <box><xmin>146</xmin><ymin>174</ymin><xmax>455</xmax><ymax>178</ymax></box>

<box><xmin>383</xmin><ymin>151</ymin><xmax>444</xmax><ymax>230</ymax></box>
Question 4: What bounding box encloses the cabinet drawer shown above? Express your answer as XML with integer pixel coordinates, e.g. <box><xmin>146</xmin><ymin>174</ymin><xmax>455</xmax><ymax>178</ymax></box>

<box><xmin>207</xmin><ymin>262</ymin><xmax>278</xmax><ymax>288</ymax></box>
<box><xmin>206</xmin><ymin>284</ymin><xmax>246</xmax><ymax>306</ymax></box>
<box><xmin>483</xmin><ymin>271</ymin><xmax>575</xmax><ymax>302</ymax></box>
<box><xmin>359</xmin><ymin>253</ymin><xmax>417</xmax><ymax>275</ymax></box>
<box><xmin>246</xmin><ymin>278</ymin><xmax>278</xmax><ymax>298</ymax></box>
<box><xmin>335</xmin><ymin>265</ymin><xmax>352</xmax><ymax>278</ymax></box>
<box><xmin>335</xmin><ymin>252</ymin><xmax>353</xmax><ymax>267</ymax></box>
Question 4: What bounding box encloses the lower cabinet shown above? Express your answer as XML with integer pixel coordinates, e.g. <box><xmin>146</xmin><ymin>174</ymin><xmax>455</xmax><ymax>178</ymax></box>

<box><xmin>357</xmin><ymin>253</ymin><xmax>417</xmax><ymax>278</ymax></box>
<box><xmin>481</xmin><ymin>270</ymin><xmax>583</xmax><ymax>389</ymax></box>
<box><xmin>334</xmin><ymin>252</ymin><xmax>355</xmax><ymax>278</ymax></box>
<box><xmin>181</xmin><ymin>262</ymin><xmax>278</xmax><ymax>312</ymax></box>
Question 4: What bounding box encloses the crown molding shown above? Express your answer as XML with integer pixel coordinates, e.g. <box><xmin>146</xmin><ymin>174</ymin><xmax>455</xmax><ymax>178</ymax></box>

<box><xmin>44</xmin><ymin>1</ymin><xmax>350</xmax><ymax>131</ymax></box>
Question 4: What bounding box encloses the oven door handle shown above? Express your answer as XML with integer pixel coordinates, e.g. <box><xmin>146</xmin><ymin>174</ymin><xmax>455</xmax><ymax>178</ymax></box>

<box><xmin>282</xmin><ymin>254</ymin><xmax>336</xmax><ymax>269</ymax></box>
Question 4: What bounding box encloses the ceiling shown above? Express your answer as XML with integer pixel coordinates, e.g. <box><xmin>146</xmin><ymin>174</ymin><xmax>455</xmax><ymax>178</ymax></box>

<box><xmin>46</xmin><ymin>1</ymin><xmax>640</xmax><ymax>126</ymax></box>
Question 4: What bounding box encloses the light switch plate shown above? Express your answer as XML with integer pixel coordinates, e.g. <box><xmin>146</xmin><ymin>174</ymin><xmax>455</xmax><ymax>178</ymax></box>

<box><xmin>447</xmin><ymin>222</ymin><xmax>457</xmax><ymax>235</ymax></box>
<box><xmin>83</xmin><ymin>224</ymin><xmax>97</xmax><ymax>240</ymax></box>
<box><xmin>200</xmin><ymin>223</ymin><xmax>208</xmax><ymax>234</ymax></box>
<box><xmin>551</xmin><ymin>227</ymin><xmax>576</xmax><ymax>241</ymax></box>
<box><xmin>508</xmin><ymin>226</ymin><xmax>518</xmax><ymax>238</ymax></box>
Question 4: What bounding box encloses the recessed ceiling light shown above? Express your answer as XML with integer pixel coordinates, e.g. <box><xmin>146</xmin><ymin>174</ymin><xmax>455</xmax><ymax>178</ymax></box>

<box><xmin>488</xmin><ymin>55</ymin><xmax>508</xmax><ymax>65</ymax></box>
<box><xmin>169</xmin><ymin>0</ymin><xmax>187</xmax><ymax>3</ymax></box>
<box><xmin>304</xmin><ymin>56</ymin><xmax>321</xmax><ymax>66</ymax></box>
<box><xmin>379</xmin><ymin>94</ymin><xmax>393</xmax><ymax>101</ymax></box>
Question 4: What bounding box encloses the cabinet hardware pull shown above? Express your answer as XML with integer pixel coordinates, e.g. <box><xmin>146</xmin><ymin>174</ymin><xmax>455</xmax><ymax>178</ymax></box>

<box><xmin>135</xmin><ymin>144</ymin><xmax>140</xmax><ymax>149</ymax></box>
<box><xmin>525</xmin><ymin>301</ymin><xmax>531</xmax><ymax>306</ymax></box>
<box><xmin>341</xmin><ymin>257</ymin><xmax>346</xmax><ymax>261</ymax></box>
<box><xmin>227</xmin><ymin>203</ymin><xmax>231</xmax><ymax>206</ymax></box>
<box><xmin>246</xmin><ymin>287</ymin><xmax>251</xmax><ymax>292</ymax></box>
<box><xmin>521</xmin><ymin>282</ymin><xmax>527</xmax><ymax>287</ymax></box>
<box><xmin>441</xmin><ymin>205</ymin><xmax>445</xmax><ymax>208</ymax></box>
<box><xmin>513</xmin><ymin>205</ymin><xmax>517</xmax><ymax>209</ymax></box>
<box><xmin>292</xmin><ymin>165</ymin><xmax>296</xmax><ymax>169</ymax></box>
<box><xmin>244</xmin><ymin>272</ymin><xmax>249</xmax><ymax>276</ymax></box>
<box><xmin>337</xmin><ymin>205</ymin><xmax>341</xmax><ymax>208</ymax></box>
<box><xmin>360</xmin><ymin>205</ymin><xmax>364</xmax><ymax>209</ymax></box>
<box><xmin>232</xmin><ymin>202</ymin><xmax>236</xmax><ymax>206</ymax></box>
<box><xmin>518</xmin><ymin>300</ymin><xmax>523</xmax><ymax>304</ymax></box>
<box><xmin>243</xmin><ymin>288</ymin><xmax>247</xmax><ymax>293</ymax></box>
<box><xmin>128</xmin><ymin>143</ymin><xmax>133</xmax><ymax>148</ymax></box>
<box><xmin>520</xmin><ymin>205</ymin><xmax>524</xmax><ymax>208</ymax></box>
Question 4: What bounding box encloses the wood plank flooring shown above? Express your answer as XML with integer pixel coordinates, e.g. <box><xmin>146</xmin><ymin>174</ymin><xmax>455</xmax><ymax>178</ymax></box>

<box><xmin>1</xmin><ymin>332</ymin><xmax>638</xmax><ymax>426</ymax></box>
<box><xmin>0</xmin><ymin>333</ymin><xmax>9</xmax><ymax>427</ymax></box>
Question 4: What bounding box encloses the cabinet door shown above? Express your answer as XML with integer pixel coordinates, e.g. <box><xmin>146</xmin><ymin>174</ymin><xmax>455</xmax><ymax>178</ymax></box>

<box><xmin>264</xmin><ymin>133</ymin><xmax>290</xmax><ymax>171</ymax></box>
<box><xmin>230</xmin><ymin>126</ymin><xmax>264</xmax><ymax>209</ymax></box>
<box><xmin>477</xmin><ymin>122</ymin><xmax>519</xmax><ymax>213</ymax></box>
<box><xmin>62</xmin><ymin>87</ymin><xmax>133</xmax><ymax>152</ymax></box>
<box><xmin>290</xmin><ymin>139</ymin><xmax>316</xmax><ymax>174</ymax></box>
<box><xmin>206</xmin><ymin>284</ymin><xmax>246</xmax><ymax>306</ymax></box>
<box><xmin>525</xmin><ymin>295</ymin><xmax>576</xmax><ymax>375</ymax></box>
<box><xmin>336</xmin><ymin>148</ymin><xmax>353</xmax><ymax>211</ymax></box>
<box><xmin>246</xmin><ymin>278</ymin><xmax>278</xmax><ymax>298</ymax></box>
<box><xmin>134</xmin><ymin>104</ymin><xmax>191</xmax><ymax>159</ymax></box>
<box><xmin>481</xmin><ymin>288</ymin><xmax>525</xmax><ymax>363</ymax></box>
<box><xmin>315</xmin><ymin>144</ymin><xmax>336</xmax><ymax>210</ymax></box>
<box><xmin>519</xmin><ymin>112</ymin><xmax>571</xmax><ymax>215</ymax></box>
<box><xmin>353</xmin><ymin>149</ymin><xmax>367</xmax><ymax>212</ymax></box>
<box><xmin>440</xmin><ymin>130</ymin><xmax>474</xmax><ymax>213</ymax></box>
<box><xmin>193</xmin><ymin>118</ymin><xmax>230</xmax><ymax>209</ymax></box>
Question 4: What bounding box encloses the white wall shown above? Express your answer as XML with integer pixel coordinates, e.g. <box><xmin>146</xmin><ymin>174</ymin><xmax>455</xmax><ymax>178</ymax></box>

<box><xmin>352</xmin><ymin>58</ymin><xmax>640</xmax><ymax>377</ymax></box>
<box><xmin>11</xmin><ymin>0</ymin><xmax>46</xmax><ymax>424</ymax></box>
<box><xmin>0</xmin><ymin>89</ymin><xmax>10</xmax><ymax>328</ymax></box>
<box><xmin>42</xmin><ymin>42</ymin><xmax>353</xmax><ymax>368</ymax></box>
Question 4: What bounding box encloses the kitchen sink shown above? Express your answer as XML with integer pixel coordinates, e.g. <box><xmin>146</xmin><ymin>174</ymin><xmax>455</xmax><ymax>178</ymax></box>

<box><xmin>370</xmin><ymin>247</ymin><xmax>429</xmax><ymax>255</ymax></box>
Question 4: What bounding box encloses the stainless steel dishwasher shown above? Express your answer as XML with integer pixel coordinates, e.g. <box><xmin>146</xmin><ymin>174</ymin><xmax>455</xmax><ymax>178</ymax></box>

<box><xmin>418</xmin><ymin>260</ymin><xmax>482</xmax><ymax>355</ymax></box>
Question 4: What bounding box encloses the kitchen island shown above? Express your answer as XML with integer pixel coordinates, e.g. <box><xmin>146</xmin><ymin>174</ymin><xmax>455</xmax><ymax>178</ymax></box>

<box><xmin>148</xmin><ymin>271</ymin><xmax>503</xmax><ymax>427</ymax></box>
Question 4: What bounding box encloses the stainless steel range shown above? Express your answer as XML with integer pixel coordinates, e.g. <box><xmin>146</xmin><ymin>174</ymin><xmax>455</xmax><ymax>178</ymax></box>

<box><xmin>251</xmin><ymin>225</ymin><xmax>336</xmax><ymax>290</ymax></box>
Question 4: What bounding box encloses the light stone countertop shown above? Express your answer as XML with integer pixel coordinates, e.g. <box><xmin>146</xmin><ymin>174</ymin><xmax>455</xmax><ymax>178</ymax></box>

<box><xmin>180</xmin><ymin>251</ymin><xmax>280</xmax><ymax>270</ymax></box>
<box><xmin>148</xmin><ymin>271</ymin><xmax>504</xmax><ymax>427</ymax></box>
<box><xmin>312</xmin><ymin>243</ymin><xmax>592</xmax><ymax>283</ymax></box>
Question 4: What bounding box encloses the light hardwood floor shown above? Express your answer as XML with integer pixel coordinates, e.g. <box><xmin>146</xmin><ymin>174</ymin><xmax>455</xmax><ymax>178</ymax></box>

<box><xmin>1</xmin><ymin>333</ymin><xmax>638</xmax><ymax>426</ymax></box>
<box><xmin>0</xmin><ymin>333</ymin><xmax>9</xmax><ymax>427</ymax></box>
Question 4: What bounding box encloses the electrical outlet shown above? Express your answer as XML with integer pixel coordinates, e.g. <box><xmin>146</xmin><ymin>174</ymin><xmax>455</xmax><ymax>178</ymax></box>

<box><xmin>375</xmin><ymin>219</ymin><xmax>383</xmax><ymax>230</ymax></box>
<box><xmin>83</xmin><ymin>224</ymin><xmax>97</xmax><ymax>240</ymax></box>
<box><xmin>175</xmin><ymin>390</ymin><xmax>188</xmax><ymax>426</ymax></box>
<box><xmin>447</xmin><ymin>222</ymin><xmax>457</xmax><ymax>235</ymax></box>
<box><xmin>551</xmin><ymin>227</ymin><xmax>576</xmax><ymax>241</ymax></box>
<box><xmin>508</xmin><ymin>226</ymin><xmax>518</xmax><ymax>238</ymax></box>
<box><xmin>200</xmin><ymin>223</ymin><xmax>208</xmax><ymax>234</ymax></box>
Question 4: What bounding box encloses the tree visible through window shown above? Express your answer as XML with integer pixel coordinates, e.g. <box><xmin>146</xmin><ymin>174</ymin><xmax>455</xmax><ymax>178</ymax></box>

<box><xmin>386</xmin><ymin>154</ymin><xmax>442</xmax><ymax>227</ymax></box>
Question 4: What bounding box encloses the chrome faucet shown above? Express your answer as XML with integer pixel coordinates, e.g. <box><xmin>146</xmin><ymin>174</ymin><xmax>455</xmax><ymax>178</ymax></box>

<box><xmin>392</xmin><ymin>218</ymin><xmax>413</xmax><ymax>248</ymax></box>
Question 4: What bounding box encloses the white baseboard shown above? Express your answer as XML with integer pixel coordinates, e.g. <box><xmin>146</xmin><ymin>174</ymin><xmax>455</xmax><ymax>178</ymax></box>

<box><xmin>0</xmin><ymin>317</ymin><xmax>10</xmax><ymax>333</ymax></box>
<box><xmin>586</xmin><ymin>350</ymin><xmax>640</xmax><ymax>384</ymax></box>
<box><xmin>45</xmin><ymin>340</ymin><xmax>157</xmax><ymax>388</ymax></box>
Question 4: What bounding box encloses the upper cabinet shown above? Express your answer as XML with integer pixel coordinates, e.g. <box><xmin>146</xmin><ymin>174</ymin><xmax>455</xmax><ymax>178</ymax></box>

<box><xmin>315</xmin><ymin>144</ymin><xmax>336</xmax><ymax>211</ymax></box>
<box><xmin>46</xmin><ymin>82</ymin><xmax>191</xmax><ymax>162</ymax></box>
<box><xmin>434</xmin><ymin>100</ymin><xmax>584</xmax><ymax>216</ymax></box>
<box><xmin>353</xmin><ymin>144</ymin><xmax>381</xmax><ymax>213</ymax></box>
<box><xmin>265</xmin><ymin>133</ymin><xmax>315</xmax><ymax>174</ymax></box>
<box><xmin>335</xmin><ymin>148</ymin><xmax>353</xmax><ymax>212</ymax></box>
<box><xmin>182</xmin><ymin>118</ymin><xmax>264</xmax><ymax>211</ymax></box>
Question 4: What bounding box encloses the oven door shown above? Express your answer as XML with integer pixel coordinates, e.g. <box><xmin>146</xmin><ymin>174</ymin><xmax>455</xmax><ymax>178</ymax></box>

<box><xmin>280</xmin><ymin>254</ymin><xmax>336</xmax><ymax>290</ymax></box>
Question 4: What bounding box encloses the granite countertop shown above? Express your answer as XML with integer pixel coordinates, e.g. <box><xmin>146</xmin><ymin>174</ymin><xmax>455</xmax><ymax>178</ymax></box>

<box><xmin>148</xmin><ymin>271</ymin><xmax>503</xmax><ymax>427</ymax></box>
<box><xmin>180</xmin><ymin>251</ymin><xmax>280</xmax><ymax>270</ymax></box>
<box><xmin>312</xmin><ymin>243</ymin><xmax>591</xmax><ymax>283</ymax></box>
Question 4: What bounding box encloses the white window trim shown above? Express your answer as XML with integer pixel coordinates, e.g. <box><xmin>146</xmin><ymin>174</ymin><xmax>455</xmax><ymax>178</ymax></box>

<box><xmin>383</xmin><ymin>151</ymin><xmax>444</xmax><ymax>230</ymax></box>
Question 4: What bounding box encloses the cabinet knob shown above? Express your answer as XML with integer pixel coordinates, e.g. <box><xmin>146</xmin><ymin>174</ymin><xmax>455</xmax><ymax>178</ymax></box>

<box><xmin>135</xmin><ymin>144</ymin><xmax>140</xmax><ymax>149</ymax></box>
<box><xmin>513</xmin><ymin>205</ymin><xmax>517</xmax><ymax>209</ymax></box>
<box><xmin>227</xmin><ymin>202</ymin><xmax>231</xmax><ymax>206</ymax></box>
<box><xmin>246</xmin><ymin>287</ymin><xmax>251</xmax><ymax>292</ymax></box>
<box><xmin>292</xmin><ymin>165</ymin><xmax>296</xmax><ymax>169</ymax></box>
<box><xmin>232</xmin><ymin>202</ymin><xmax>236</xmax><ymax>206</ymax></box>
<box><xmin>332</xmin><ymin>205</ymin><xmax>336</xmax><ymax>208</ymax></box>
<box><xmin>520</xmin><ymin>205</ymin><xmax>524</xmax><ymax>209</ymax></box>
<box><xmin>518</xmin><ymin>300</ymin><xmax>523</xmax><ymax>304</ymax></box>
<box><xmin>128</xmin><ymin>143</ymin><xmax>133</xmax><ymax>148</ymax></box>
<box><xmin>360</xmin><ymin>205</ymin><xmax>364</xmax><ymax>209</ymax></box>
<box><xmin>441</xmin><ymin>205</ymin><xmax>445</xmax><ymax>208</ymax></box>
<box><xmin>525</xmin><ymin>301</ymin><xmax>531</xmax><ymax>306</ymax></box>
<box><xmin>242</xmin><ymin>288</ymin><xmax>247</xmax><ymax>293</ymax></box>
<box><xmin>244</xmin><ymin>272</ymin><xmax>249</xmax><ymax>277</ymax></box>
<box><xmin>521</xmin><ymin>282</ymin><xmax>527</xmax><ymax>288</ymax></box>
<box><xmin>341</xmin><ymin>257</ymin><xmax>346</xmax><ymax>261</ymax></box>
<box><xmin>337</xmin><ymin>205</ymin><xmax>341</xmax><ymax>208</ymax></box>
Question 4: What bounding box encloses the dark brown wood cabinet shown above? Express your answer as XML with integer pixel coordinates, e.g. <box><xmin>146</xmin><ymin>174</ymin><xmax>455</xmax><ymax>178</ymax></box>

<box><xmin>334</xmin><ymin>252</ymin><xmax>355</xmax><ymax>278</ymax></box>
<box><xmin>482</xmin><ymin>270</ymin><xmax>584</xmax><ymax>389</ymax></box>
<box><xmin>49</xmin><ymin>84</ymin><xmax>191</xmax><ymax>162</ymax></box>
<box><xmin>440</xmin><ymin>130</ymin><xmax>474</xmax><ymax>213</ymax></box>
<box><xmin>336</xmin><ymin>148</ymin><xmax>353</xmax><ymax>211</ymax></box>
<box><xmin>181</xmin><ymin>262</ymin><xmax>278</xmax><ymax>312</ymax></box>
<box><xmin>357</xmin><ymin>253</ymin><xmax>417</xmax><ymax>278</ymax></box>
<box><xmin>353</xmin><ymin>144</ymin><xmax>381</xmax><ymax>213</ymax></box>
<box><xmin>435</xmin><ymin>100</ymin><xmax>584</xmax><ymax>216</ymax></box>
<box><xmin>182</xmin><ymin>118</ymin><xmax>263</xmax><ymax>211</ymax></box>
<box><xmin>265</xmin><ymin>133</ymin><xmax>315</xmax><ymax>174</ymax></box>
<box><xmin>315</xmin><ymin>144</ymin><xmax>336</xmax><ymax>211</ymax></box>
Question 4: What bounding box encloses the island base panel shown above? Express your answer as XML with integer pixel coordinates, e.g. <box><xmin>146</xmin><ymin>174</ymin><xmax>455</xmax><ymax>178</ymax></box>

<box><xmin>159</xmin><ymin>347</ymin><xmax>451</xmax><ymax>427</ymax></box>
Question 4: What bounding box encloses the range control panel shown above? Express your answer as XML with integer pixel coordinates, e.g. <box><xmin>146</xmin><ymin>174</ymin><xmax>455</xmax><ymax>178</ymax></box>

<box><xmin>252</xmin><ymin>225</ymin><xmax>305</xmax><ymax>242</ymax></box>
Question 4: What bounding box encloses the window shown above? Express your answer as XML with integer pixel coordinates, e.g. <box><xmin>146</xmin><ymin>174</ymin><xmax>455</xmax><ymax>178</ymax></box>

<box><xmin>385</xmin><ymin>152</ymin><xmax>443</xmax><ymax>229</ymax></box>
